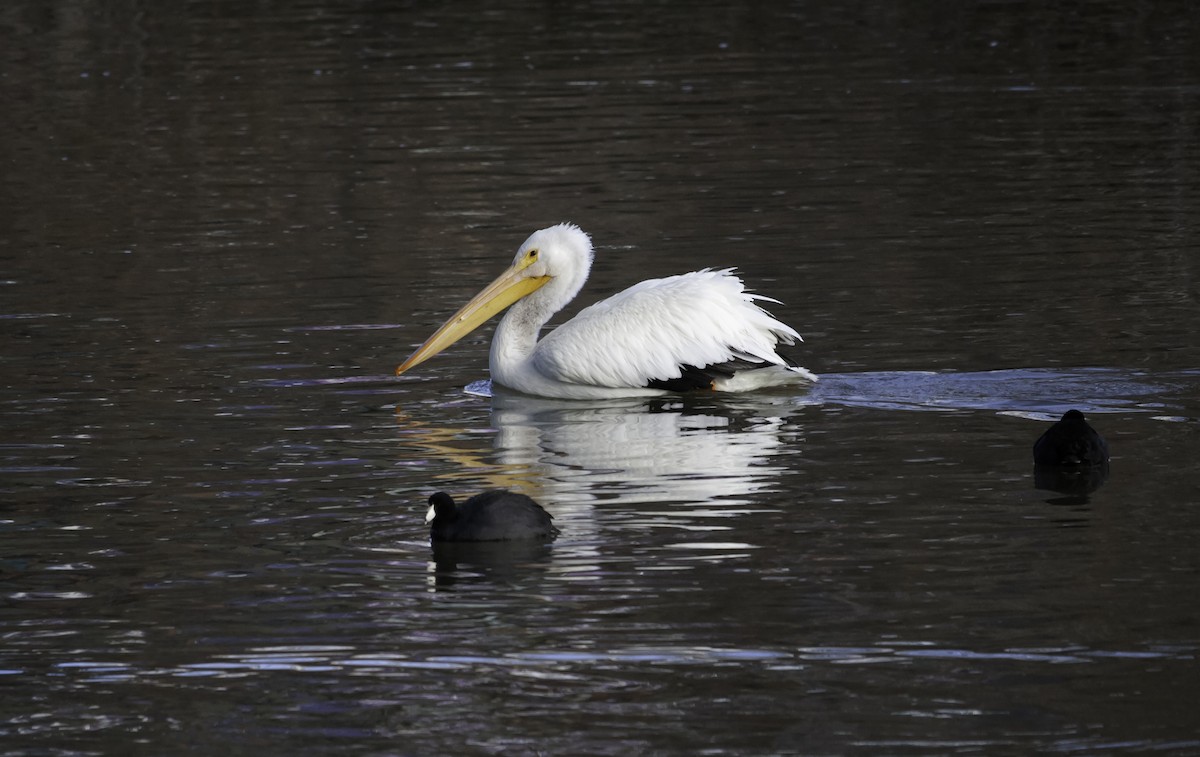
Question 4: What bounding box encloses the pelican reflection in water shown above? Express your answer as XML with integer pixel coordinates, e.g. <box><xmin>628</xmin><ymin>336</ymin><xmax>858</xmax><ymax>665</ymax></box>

<box><xmin>397</xmin><ymin>393</ymin><xmax>795</xmax><ymax>542</ymax></box>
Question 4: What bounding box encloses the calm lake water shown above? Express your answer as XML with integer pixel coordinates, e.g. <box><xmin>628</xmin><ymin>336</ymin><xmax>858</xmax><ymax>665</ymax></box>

<box><xmin>3</xmin><ymin>1</ymin><xmax>1199</xmax><ymax>754</ymax></box>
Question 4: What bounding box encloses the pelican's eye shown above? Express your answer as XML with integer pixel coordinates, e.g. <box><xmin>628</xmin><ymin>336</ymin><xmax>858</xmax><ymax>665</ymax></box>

<box><xmin>527</xmin><ymin>249</ymin><xmax>539</xmax><ymax>261</ymax></box>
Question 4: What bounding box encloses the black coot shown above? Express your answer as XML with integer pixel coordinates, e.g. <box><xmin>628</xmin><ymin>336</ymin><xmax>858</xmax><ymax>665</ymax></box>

<box><xmin>1033</xmin><ymin>409</ymin><xmax>1109</xmax><ymax>466</ymax></box>
<box><xmin>426</xmin><ymin>490</ymin><xmax>558</xmax><ymax>542</ymax></box>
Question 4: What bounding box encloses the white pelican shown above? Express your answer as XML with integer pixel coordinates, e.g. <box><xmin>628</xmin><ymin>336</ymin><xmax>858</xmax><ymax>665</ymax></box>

<box><xmin>396</xmin><ymin>223</ymin><xmax>817</xmax><ymax>399</ymax></box>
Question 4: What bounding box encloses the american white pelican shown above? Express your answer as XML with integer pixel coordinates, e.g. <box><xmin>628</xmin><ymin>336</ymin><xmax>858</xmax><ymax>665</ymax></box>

<box><xmin>396</xmin><ymin>223</ymin><xmax>817</xmax><ymax>399</ymax></box>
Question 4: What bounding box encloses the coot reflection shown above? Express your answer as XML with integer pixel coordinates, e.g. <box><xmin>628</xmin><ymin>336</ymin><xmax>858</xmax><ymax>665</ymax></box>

<box><xmin>1033</xmin><ymin>409</ymin><xmax>1109</xmax><ymax>467</ymax></box>
<box><xmin>426</xmin><ymin>490</ymin><xmax>559</xmax><ymax>542</ymax></box>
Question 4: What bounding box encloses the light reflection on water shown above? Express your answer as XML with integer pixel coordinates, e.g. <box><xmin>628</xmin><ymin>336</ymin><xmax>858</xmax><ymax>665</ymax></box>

<box><xmin>35</xmin><ymin>630</ymin><xmax>1193</xmax><ymax>678</ymax></box>
<box><xmin>462</xmin><ymin>366</ymin><xmax>1199</xmax><ymax>416</ymax></box>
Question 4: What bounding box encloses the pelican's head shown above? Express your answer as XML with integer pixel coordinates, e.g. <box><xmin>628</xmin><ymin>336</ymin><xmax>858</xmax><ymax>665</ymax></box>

<box><xmin>396</xmin><ymin>223</ymin><xmax>594</xmax><ymax>376</ymax></box>
<box><xmin>511</xmin><ymin>222</ymin><xmax>593</xmax><ymax>282</ymax></box>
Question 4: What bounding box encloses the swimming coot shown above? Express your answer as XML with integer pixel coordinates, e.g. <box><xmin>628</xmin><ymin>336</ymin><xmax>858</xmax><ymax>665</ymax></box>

<box><xmin>1033</xmin><ymin>409</ymin><xmax>1110</xmax><ymax>467</ymax></box>
<box><xmin>426</xmin><ymin>490</ymin><xmax>558</xmax><ymax>542</ymax></box>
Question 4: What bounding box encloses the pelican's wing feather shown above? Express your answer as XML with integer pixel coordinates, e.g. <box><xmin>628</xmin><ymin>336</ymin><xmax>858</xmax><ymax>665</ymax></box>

<box><xmin>531</xmin><ymin>269</ymin><xmax>801</xmax><ymax>389</ymax></box>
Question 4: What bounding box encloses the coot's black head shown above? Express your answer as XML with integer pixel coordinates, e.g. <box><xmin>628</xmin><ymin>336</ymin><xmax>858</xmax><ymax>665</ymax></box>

<box><xmin>426</xmin><ymin>492</ymin><xmax>458</xmax><ymax>526</ymax></box>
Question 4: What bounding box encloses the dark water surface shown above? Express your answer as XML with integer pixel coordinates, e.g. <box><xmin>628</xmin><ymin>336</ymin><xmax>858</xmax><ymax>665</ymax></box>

<box><xmin>4</xmin><ymin>2</ymin><xmax>1200</xmax><ymax>754</ymax></box>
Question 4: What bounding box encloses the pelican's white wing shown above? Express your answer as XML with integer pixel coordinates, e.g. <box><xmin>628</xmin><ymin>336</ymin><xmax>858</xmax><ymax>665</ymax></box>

<box><xmin>531</xmin><ymin>269</ymin><xmax>812</xmax><ymax>390</ymax></box>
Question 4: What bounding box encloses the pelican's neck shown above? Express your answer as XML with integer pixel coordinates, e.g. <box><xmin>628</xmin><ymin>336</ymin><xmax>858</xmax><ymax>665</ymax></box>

<box><xmin>490</xmin><ymin>255</ymin><xmax>590</xmax><ymax>381</ymax></box>
<box><xmin>491</xmin><ymin>294</ymin><xmax>552</xmax><ymax>369</ymax></box>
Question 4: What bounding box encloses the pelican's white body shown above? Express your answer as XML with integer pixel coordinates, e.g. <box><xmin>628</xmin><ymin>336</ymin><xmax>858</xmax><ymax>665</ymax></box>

<box><xmin>486</xmin><ymin>224</ymin><xmax>816</xmax><ymax>399</ymax></box>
